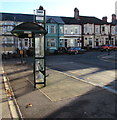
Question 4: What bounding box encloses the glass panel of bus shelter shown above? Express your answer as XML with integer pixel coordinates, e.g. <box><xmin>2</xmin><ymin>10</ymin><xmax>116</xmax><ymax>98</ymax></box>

<box><xmin>35</xmin><ymin>35</ymin><xmax>44</xmax><ymax>57</ymax></box>
<box><xmin>35</xmin><ymin>35</ymin><xmax>45</xmax><ymax>83</ymax></box>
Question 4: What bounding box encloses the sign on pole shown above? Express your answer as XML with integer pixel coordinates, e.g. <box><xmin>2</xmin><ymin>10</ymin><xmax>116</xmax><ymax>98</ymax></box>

<box><xmin>36</xmin><ymin>9</ymin><xmax>45</xmax><ymax>23</ymax></box>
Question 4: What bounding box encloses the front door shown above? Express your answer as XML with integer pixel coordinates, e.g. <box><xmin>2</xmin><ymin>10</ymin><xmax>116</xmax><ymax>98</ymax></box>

<box><xmin>65</xmin><ymin>39</ymin><xmax>67</xmax><ymax>47</ymax></box>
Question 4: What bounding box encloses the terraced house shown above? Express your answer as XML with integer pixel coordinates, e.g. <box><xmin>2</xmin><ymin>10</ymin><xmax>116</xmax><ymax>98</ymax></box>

<box><xmin>46</xmin><ymin>16</ymin><xmax>64</xmax><ymax>52</ymax></box>
<box><xmin>0</xmin><ymin>13</ymin><xmax>34</xmax><ymax>54</ymax></box>
<box><xmin>72</xmin><ymin>8</ymin><xmax>116</xmax><ymax>48</ymax></box>
<box><xmin>0</xmin><ymin>8</ymin><xmax>116</xmax><ymax>54</ymax></box>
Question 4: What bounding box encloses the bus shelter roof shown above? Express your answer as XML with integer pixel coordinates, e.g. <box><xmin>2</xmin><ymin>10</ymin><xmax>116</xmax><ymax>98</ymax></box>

<box><xmin>11</xmin><ymin>22</ymin><xmax>47</xmax><ymax>38</ymax></box>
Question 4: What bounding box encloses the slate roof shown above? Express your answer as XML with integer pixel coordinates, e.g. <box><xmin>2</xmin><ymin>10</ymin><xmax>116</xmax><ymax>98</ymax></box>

<box><xmin>61</xmin><ymin>16</ymin><xmax>110</xmax><ymax>25</ymax></box>
<box><xmin>0</xmin><ymin>13</ymin><xmax>65</xmax><ymax>24</ymax></box>
<box><xmin>0</xmin><ymin>12</ymin><xmax>34</xmax><ymax>22</ymax></box>
<box><xmin>0</xmin><ymin>12</ymin><xmax>114</xmax><ymax>25</ymax></box>
<box><xmin>61</xmin><ymin>17</ymin><xmax>81</xmax><ymax>24</ymax></box>
<box><xmin>79</xmin><ymin>16</ymin><xmax>110</xmax><ymax>25</ymax></box>
<box><xmin>111</xmin><ymin>20</ymin><xmax>117</xmax><ymax>25</ymax></box>
<box><xmin>46</xmin><ymin>16</ymin><xmax>64</xmax><ymax>24</ymax></box>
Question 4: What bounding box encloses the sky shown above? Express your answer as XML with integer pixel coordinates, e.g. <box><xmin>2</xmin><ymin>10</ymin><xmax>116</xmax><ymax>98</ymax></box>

<box><xmin>0</xmin><ymin>0</ymin><xmax>117</xmax><ymax>22</ymax></box>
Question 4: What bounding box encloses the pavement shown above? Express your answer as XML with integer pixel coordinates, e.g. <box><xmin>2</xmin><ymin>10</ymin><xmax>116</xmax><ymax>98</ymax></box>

<box><xmin>1</xmin><ymin>52</ymin><xmax>117</xmax><ymax>119</ymax></box>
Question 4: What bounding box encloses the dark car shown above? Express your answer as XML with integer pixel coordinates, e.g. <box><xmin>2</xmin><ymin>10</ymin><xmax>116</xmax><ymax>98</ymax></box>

<box><xmin>57</xmin><ymin>47</ymin><xmax>67</xmax><ymax>54</ymax></box>
<box><xmin>67</xmin><ymin>47</ymin><xmax>86</xmax><ymax>55</ymax></box>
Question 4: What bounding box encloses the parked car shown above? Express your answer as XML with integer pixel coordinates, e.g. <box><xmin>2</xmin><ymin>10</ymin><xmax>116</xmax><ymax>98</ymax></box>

<box><xmin>57</xmin><ymin>47</ymin><xmax>67</xmax><ymax>54</ymax></box>
<box><xmin>100</xmin><ymin>45</ymin><xmax>117</xmax><ymax>51</ymax></box>
<box><xmin>67</xmin><ymin>47</ymin><xmax>86</xmax><ymax>55</ymax></box>
<box><xmin>74</xmin><ymin>47</ymin><xmax>86</xmax><ymax>53</ymax></box>
<box><xmin>47</xmin><ymin>47</ymin><xmax>58</xmax><ymax>54</ymax></box>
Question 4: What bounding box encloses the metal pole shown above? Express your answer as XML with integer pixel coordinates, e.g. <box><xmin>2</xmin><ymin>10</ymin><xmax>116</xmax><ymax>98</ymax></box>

<box><xmin>33</xmin><ymin>35</ymin><xmax>36</xmax><ymax>88</ymax></box>
<box><xmin>33</xmin><ymin>10</ymin><xmax>35</xmax><ymax>23</ymax></box>
<box><xmin>44</xmin><ymin>9</ymin><xmax>46</xmax><ymax>87</ymax></box>
<box><xmin>20</xmin><ymin>39</ymin><xmax>23</xmax><ymax>64</ymax></box>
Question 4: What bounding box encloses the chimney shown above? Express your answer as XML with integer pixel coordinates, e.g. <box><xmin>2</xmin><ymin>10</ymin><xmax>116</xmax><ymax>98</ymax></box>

<box><xmin>112</xmin><ymin>14</ymin><xmax>116</xmax><ymax>22</ymax></box>
<box><xmin>102</xmin><ymin>16</ymin><xmax>107</xmax><ymax>22</ymax></box>
<box><xmin>74</xmin><ymin>8</ymin><xmax>80</xmax><ymax>20</ymax></box>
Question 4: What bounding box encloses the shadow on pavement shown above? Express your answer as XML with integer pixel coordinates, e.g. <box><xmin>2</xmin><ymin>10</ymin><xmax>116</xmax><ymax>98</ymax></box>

<box><xmin>2</xmin><ymin>56</ymin><xmax>117</xmax><ymax>119</ymax></box>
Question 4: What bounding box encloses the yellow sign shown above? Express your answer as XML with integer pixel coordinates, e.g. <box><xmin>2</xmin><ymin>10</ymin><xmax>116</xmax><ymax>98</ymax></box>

<box><xmin>20</xmin><ymin>50</ymin><xmax>23</xmax><ymax>55</ymax></box>
<box><xmin>28</xmin><ymin>33</ymin><xmax>32</xmax><ymax>37</ymax></box>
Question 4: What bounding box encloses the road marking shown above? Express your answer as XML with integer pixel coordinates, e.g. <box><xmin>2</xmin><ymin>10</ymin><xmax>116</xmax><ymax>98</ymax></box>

<box><xmin>27</xmin><ymin>79</ymin><xmax>53</xmax><ymax>101</ymax></box>
<box><xmin>2</xmin><ymin>67</ymin><xmax>24</xmax><ymax>119</ymax></box>
<box><xmin>97</xmin><ymin>53</ymin><xmax>117</xmax><ymax>63</ymax></box>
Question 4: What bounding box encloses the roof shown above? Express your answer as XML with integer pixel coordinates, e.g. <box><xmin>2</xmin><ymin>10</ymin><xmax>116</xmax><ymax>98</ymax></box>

<box><xmin>61</xmin><ymin>17</ymin><xmax>81</xmax><ymax>24</ymax></box>
<box><xmin>46</xmin><ymin>16</ymin><xmax>64</xmax><ymax>24</ymax></box>
<box><xmin>0</xmin><ymin>13</ymin><xmax>64</xmax><ymax>24</ymax></box>
<box><xmin>79</xmin><ymin>16</ymin><xmax>110</xmax><ymax>25</ymax></box>
<box><xmin>61</xmin><ymin>16</ymin><xmax>110</xmax><ymax>25</ymax></box>
<box><xmin>111</xmin><ymin>20</ymin><xmax>117</xmax><ymax>25</ymax></box>
<box><xmin>0</xmin><ymin>12</ymin><xmax>34</xmax><ymax>22</ymax></box>
<box><xmin>0</xmin><ymin>12</ymin><xmax>113</xmax><ymax>25</ymax></box>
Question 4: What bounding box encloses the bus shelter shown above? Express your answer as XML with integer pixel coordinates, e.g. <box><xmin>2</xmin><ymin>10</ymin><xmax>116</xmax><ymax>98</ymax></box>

<box><xmin>11</xmin><ymin>22</ymin><xmax>47</xmax><ymax>88</ymax></box>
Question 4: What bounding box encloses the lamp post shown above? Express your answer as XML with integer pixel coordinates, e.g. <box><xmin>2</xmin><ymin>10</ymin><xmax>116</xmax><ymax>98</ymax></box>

<box><xmin>33</xmin><ymin>10</ymin><xmax>35</xmax><ymax>23</ymax></box>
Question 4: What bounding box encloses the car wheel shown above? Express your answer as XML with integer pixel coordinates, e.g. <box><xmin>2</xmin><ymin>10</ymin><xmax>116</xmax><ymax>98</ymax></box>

<box><xmin>74</xmin><ymin>51</ymin><xmax>78</xmax><ymax>55</ymax></box>
<box><xmin>106</xmin><ymin>49</ymin><xmax>108</xmax><ymax>51</ymax></box>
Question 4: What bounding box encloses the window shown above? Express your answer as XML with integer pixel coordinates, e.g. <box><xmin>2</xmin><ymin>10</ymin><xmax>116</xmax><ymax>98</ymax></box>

<box><xmin>96</xmin><ymin>26</ymin><xmax>100</xmax><ymax>33</ymax></box>
<box><xmin>7</xmin><ymin>26</ymin><xmax>13</xmax><ymax>32</ymax></box>
<box><xmin>25</xmin><ymin>39</ymin><xmax>28</xmax><ymax>46</ymax></box>
<box><xmin>47</xmin><ymin>39</ymin><xmax>56</xmax><ymax>47</ymax></box>
<box><xmin>71</xmin><ymin>29</ymin><xmax>73</xmax><ymax>34</ymax></box>
<box><xmin>89</xmin><ymin>38</ymin><xmax>92</xmax><ymax>45</ymax></box>
<box><xmin>75</xmin><ymin>27</ymin><xmax>78</xmax><ymax>34</ymax></box>
<box><xmin>89</xmin><ymin>25</ymin><xmax>93</xmax><ymax>33</ymax></box>
<box><xmin>111</xmin><ymin>26</ymin><xmax>115</xmax><ymax>34</ymax></box>
<box><xmin>84</xmin><ymin>25</ymin><xmax>88</xmax><ymax>33</ymax></box>
<box><xmin>111</xmin><ymin>38</ymin><xmax>114</xmax><ymax>45</ymax></box>
<box><xmin>51</xmin><ymin>39</ymin><xmax>56</xmax><ymax>47</ymax></box>
<box><xmin>102</xmin><ymin>26</ymin><xmax>105</xmax><ymax>32</ymax></box>
<box><xmin>96</xmin><ymin>28</ymin><xmax>98</xmax><ymax>33</ymax></box>
<box><xmin>85</xmin><ymin>38</ymin><xmax>87</xmax><ymax>40</ymax></box>
<box><xmin>6</xmin><ymin>37</ymin><xmax>14</xmax><ymax>43</ymax></box>
<box><xmin>29</xmin><ymin>39</ymin><xmax>32</xmax><ymax>47</ymax></box>
<box><xmin>50</xmin><ymin>26</ymin><xmax>56</xmax><ymax>33</ymax></box>
<box><xmin>47</xmin><ymin>39</ymin><xmax>50</xmax><ymax>47</ymax></box>
<box><xmin>60</xmin><ymin>26</ymin><xmax>63</xmax><ymax>34</ymax></box>
<box><xmin>106</xmin><ymin>38</ymin><xmax>108</xmax><ymax>44</ymax></box>
<box><xmin>65</xmin><ymin>28</ymin><xmax>67</xmax><ymax>34</ymax></box>
<box><xmin>59</xmin><ymin>39</ymin><xmax>63</xmax><ymax>47</ymax></box>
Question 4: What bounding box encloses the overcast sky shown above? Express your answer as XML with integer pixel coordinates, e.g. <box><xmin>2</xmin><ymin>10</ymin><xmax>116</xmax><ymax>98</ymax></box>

<box><xmin>1</xmin><ymin>0</ymin><xmax>116</xmax><ymax>22</ymax></box>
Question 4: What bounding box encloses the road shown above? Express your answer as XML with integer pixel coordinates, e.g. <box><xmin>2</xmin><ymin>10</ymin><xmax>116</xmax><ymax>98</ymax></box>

<box><xmin>46</xmin><ymin>51</ymin><xmax>117</xmax><ymax>93</ymax></box>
